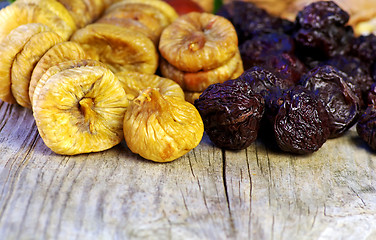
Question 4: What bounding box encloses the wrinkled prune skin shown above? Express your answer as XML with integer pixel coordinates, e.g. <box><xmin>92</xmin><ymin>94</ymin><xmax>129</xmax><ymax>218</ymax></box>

<box><xmin>239</xmin><ymin>32</ymin><xmax>295</xmax><ymax>58</ymax></box>
<box><xmin>293</xmin><ymin>1</ymin><xmax>354</xmax><ymax>60</ymax></box>
<box><xmin>194</xmin><ymin>79</ymin><xmax>265</xmax><ymax>150</ymax></box>
<box><xmin>264</xmin><ymin>86</ymin><xmax>330</xmax><ymax>154</ymax></box>
<box><xmin>323</xmin><ymin>55</ymin><xmax>374</xmax><ymax>106</ymax></box>
<box><xmin>367</xmin><ymin>83</ymin><xmax>376</xmax><ymax>106</ymax></box>
<box><xmin>238</xmin><ymin>66</ymin><xmax>295</xmax><ymax>97</ymax></box>
<box><xmin>240</xmin><ymin>47</ymin><xmax>306</xmax><ymax>84</ymax></box>
<box><xmin>216</xmin><ymin>1</ymin><xmax>294</xmax><ymax>43</ymax></box>
<box><xmin>300</xmin><ymin>65</ymin><xmax>360</xmax><ymax>138</ymax></box>
<box><xmin>356</xmin><ymin>105</ymin><xmax>376</xmax><ymax>151</ymax></box>
<box><xmin>351</xmin><ymin>34</ymin><xmax>376</xmax><ymax>62</ymax></box>
<box><xmin>296</xmin><ymin>1</ymin><xmax>349</xmax><ymax>29</ymax></box>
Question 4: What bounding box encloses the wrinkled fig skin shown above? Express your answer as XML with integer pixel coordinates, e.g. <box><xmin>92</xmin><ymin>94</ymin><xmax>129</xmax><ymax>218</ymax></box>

<box><xmin>264</xmin><ymin>86</ymin><xmax>330</xmax><ymax>154</ymax></box>
<box><xmin>300</xmin><ymin>65</ymin><xmax>361</xmax><ymax>138</ymax></box>
<box><xmin>194</xmin><ymin>79</ymin><xmax>265</xmax><ymax>150</ymax></box>
<box><xmin>357</xmin><ymin>105</ymin><xmax>376</xmax><ymax>151</ymax></box>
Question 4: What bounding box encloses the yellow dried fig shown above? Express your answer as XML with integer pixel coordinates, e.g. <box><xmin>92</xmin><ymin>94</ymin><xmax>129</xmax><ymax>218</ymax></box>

<box><xmin>33</xmin><ymin>60</ymin><xmax>128</xmax><ymax>155</ymax></box>
<box><xmin>11</xmin><ymin>30</ymin><xmax>64</xmax><ymax>108</ymax></box>
<box><xmin>0</xmin><ymin>0</ymin><xmax>76</xmax><ymax>41</ymax></box>
<box><xmin>159</xmin><ymin>12</ymin><xmax>238</xmax><ymax>72</ymax></box>
<box><xmin>160</xmin><ymin>49</ymin><xmax>243</xmax><ymax>92</ymax></box>
<box><xmin>115</xmin><ymin>71</ymin><xmax>185</xmax><ymax>100</ymax></box>
<box><xmin>96</xmin><ymin>17</ymin><xmax>159</xmax><ymax>45</ymax></box>
<box><xmin>184</xmin><ymin>91</ymin><xmax>202</xmax><ymax>104</ymax></box>
<box><xmin>106</xmin><ymin>0</ymin><xmax>178</xmax><ymax>25</ymax></box>
<box><xmin>29</xmin><ymin>41</ymin><xmax>87</xmax><ymax>104</ymax></box>
<box><xmin>55</xmin><ymin>0</ymin><xmax>94</xmax><ymax>28</ymax></box>
<box><xmin>71</xmin><ymin>23</ymin><xmax>158</xmax><ymax>74</ymax></box>
<box><xmin>123</xmin><ymin>87</ymin><xmax>203</xmax><ymax>162</ymax></box>
<box><xmin>0</xmin><ymin>23</ymin><xmax>50</xmax><ymax>104</ymax></box>
<box><xmin>99</xmin><ymin>3</ymin><xmax>169</xmax><ymax>43</ymax></box>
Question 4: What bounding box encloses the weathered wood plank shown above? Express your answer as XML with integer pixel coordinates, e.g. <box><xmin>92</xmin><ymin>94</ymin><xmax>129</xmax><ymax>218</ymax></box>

<box><xmin>224</xmin><ymin>129</ymin><xmax>376</xmax><ymax>240</ymax></box>
<box><xmin>1</xmin><ymin>100</ymin><xmax>376</xmax><ymax>240</ymax></box>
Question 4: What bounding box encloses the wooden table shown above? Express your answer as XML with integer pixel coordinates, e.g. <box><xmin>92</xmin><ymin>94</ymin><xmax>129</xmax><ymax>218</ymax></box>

<box><xmin>0</xmin><ymin>101</ymin><xmax>375</xmax><ymax>240</ymax></box>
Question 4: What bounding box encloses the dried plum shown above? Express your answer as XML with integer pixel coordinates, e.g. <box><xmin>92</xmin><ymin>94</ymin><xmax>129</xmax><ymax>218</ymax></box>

<box><xmin>216</xmin><ymin>1</ymin><xmax>294</xmax><ymax>43</ymax></box>
<box><xmin>300</xmin><ymin>65</ymin><xmax>360</xmax><ymax>138</ymax></box>
<box><xmin>323</xmin><ymin>55</ymin><xmax>374</xmax><ymax>106</ymax></box>
<box><xmin>194</xmin><ymin>79</ymin><xmax>265</xmax><ymax>150</ymax></box>
<box><xmin>367</xmin><ymin>82</ymin><xmax>376</xmax><ymax>106</ymax></box>
<box><xmin>293</xmin><ymin>1</ymin><xmax>353</xmax><ymax>59</ymax></box>
<box><xmin>356</xmin><ymin>105</ymin><xmax>376</xmax><ymax>151</ymax></box>
<box><xmin>351</xmin><ymin>34</ymin><xmax>376</xmax><ymax>62</ymax></box>
<box><xmin>238</xmin><ymin>66</ymin><xmax>295</xmax><ymax>96</ymax></box>
<box><xmin>264</xmin><ymin>86</ymin><xmax>330</xmax><ymax>154</ymax></box>
<box><xmin>295</xmin><ymin>1</ymin><xmax>349</xmax><ymax>29</ymax></box>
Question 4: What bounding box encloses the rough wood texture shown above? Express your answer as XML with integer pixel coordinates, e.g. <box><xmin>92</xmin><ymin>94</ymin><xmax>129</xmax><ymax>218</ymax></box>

<box><xmin>0</xmin><ymin>101</ymin><xmax>376</xmax><ymax>240</ymax></box>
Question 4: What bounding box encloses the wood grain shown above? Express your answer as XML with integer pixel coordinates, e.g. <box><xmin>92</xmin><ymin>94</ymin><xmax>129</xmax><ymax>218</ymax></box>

<box><xmin>0</xmin><ymin>100</ymin><xmax>376</xmax><ymax>240</ymax></box>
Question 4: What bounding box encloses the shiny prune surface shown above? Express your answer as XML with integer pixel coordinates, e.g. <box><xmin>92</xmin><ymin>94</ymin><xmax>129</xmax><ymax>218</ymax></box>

<box><xmin>194</xmin><ymin>79</ymin><xmax>265</xmax><ymax>150</ymax></box>
<box><xmin>351</xmin><ymin>34</ymin><xmax>376</xmax><ymax>62</ymax></box>
<box><xmin>238</xmin><ymin>66</ymin><xmax>295</xmax><ymax>96</ymax></box>
<box><xmin>300</xmin><ymin>65</ymin><xmax>360</xmax><ymax>138</ymax></box>
<box><xmin>323</xmin><ymin>55</ymin><xmax>374</xmax><ymax>105</ymax></box>
<box><xmin>264</xmin><ymin>86</ymin><xmax>330</xmax><ymax>154</ymax></box>
<box><xmin>295</xmin><ymin>1</ymin><xmax>349</xmax><ymax>29</ymax></box>
<box><xmin>367</xmin><ymin>83</ymin><xmax>376</xmax><ymax>106</ymax></box>
<box><xmin>216</xmin><ymin>1</ymin><xmax>294</xmax><ymax>43</ymax></box>
<box><xmin>356</xmin><ymin>105</ymin><xmax>376</xmax><ymax>151</ymax></box>
<box><xmin>293</xmin><ymin>1</ymin><xmax>353</xmax><ymax>59</ymax></box>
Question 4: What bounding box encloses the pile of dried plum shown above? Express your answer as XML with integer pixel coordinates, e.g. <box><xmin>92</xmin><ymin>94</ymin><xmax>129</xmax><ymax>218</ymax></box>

<box><xmin>194</xmin><ymin>1</ymin><xmax>376</xmax><ymax>153</ymax></box>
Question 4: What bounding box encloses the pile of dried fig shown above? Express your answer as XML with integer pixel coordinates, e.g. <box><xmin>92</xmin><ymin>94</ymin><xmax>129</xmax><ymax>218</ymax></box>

<box><xmin>0</xmin><ymin>0</ymin><xmax>206</xmax><ymax>162</ymax></box>
<box><xmin>159</xmin><ymin>12</ymin><xmax>244</xmax><ymax>103</ymax></box>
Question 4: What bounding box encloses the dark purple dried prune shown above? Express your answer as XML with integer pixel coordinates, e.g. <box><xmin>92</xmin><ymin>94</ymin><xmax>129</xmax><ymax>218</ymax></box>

<box><xmin>351</xmin><ymin>34</ymin><xmax>376</xmax><ymax>62</ymax></box>
<box><xmin>194</xmin><ymin>79</ymin><xmax>265</xmax><ymax>150</ymax></box>
<box><xmin>323</xmin><ymin>55</ymin><xmax>374</xmax><ymax>106</ymax></box>
<box><xmin>294</xmin><ymin>25</ymin><xmax>354</xmax><ymax>59</ymax></box>
<box><xmin>264</xmin><ymin>86</ymin><xmax>330</xmax><ymax>154</ymax></box>
<box><xmin>295</xmin><ymin>1</ymin><xmax>349</xmax><ymax>29</ymax></box>
<box><xmin>239</xmin><ymin>32</ymin><xmax>295</xmax><ymax>59</ymax></box>
<box><xmin>356</xmin><ymin>105</ymin><xmax>376</xmax><ymax>151</ymax></box>
<box><xmin>238</xmin><ymin>66</ymin><xmax>295</xmax><ymax>96</ymax></box>
<box><xmin>300</xmin><ymin>65</ymin><xmax>361</xmax><ymax>138</ymax></box>
<box><xmin>217</xmin><ymin>1</ymin><xmax>293</xmax><ymax>43</ymax></box>
<box><xmin>293</xmin><ymin>1</ymin><xmax>354</xmax><ymax>59</ymax></box>
<box><xmin>367</xmin><ymin>82</ymin><xmax>376</xmax><ymax>105</ymax></box>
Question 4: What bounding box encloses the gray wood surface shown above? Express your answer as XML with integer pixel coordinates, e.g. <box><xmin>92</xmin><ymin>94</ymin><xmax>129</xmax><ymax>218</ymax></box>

<box><xmin>0</xmin><ymin>100</ymin><xmax>375</xmax><ymax>240</ymax></box>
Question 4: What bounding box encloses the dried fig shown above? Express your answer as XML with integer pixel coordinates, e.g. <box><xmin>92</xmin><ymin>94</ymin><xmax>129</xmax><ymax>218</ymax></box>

<box><xmin>29</xmin><ymin>41</ymin><xmax>87</xmax><ymax>104</ymax></box>
<box><xmin>115</xmin><ymin>71</ymin><xmax>184</xmax><ymax>100</ymax></box>
<box><xmin>0</xmin><ymin>23</ymin><xmax>49</xmax><ymax>104</ymax></box>
<box><xmin>160</xmin><ymin>50</ymin><xmax>243</xmax><ymax>92</ymax></box>
<box><xmin>96</xmin><ymin>17</ymin><xmax>159</xmax><ymax>45</ymax></box>
<box><xmin>106</xmin><ymin>0</ymin><xmax>178</xmax><ymax>25</ymax></box>
<box><xmin>33</xmin><ymin>60</ymin><xmax>128</xmax><ymax>155</ymax></box>
<box><xmin>11</xmin><ymin>30</ymin><xmax>64</xmax><ymax>108</ymax></box>
<box><xmin>101</xmin><ymin>2</ymin><xmax>169</xmax><ymax>41</ymax></box>
<box><xmin>159</xmin><ymin>12</ymin><xmax>238</xmax><ymax>72</ymax></box>
<box><xmin>71</xmin><ymin>23</ymin><xmax>158</xmax><ymax>74</ymax></box>
<box><xmin>123</xmin><ymin>88</ymin><xmax>203</xmax><ymax>162</ymax></box>
<box><xmin>0</xmin><ymin>0</ymin><xmax>76</xmax><ymax>41</ymax></box>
